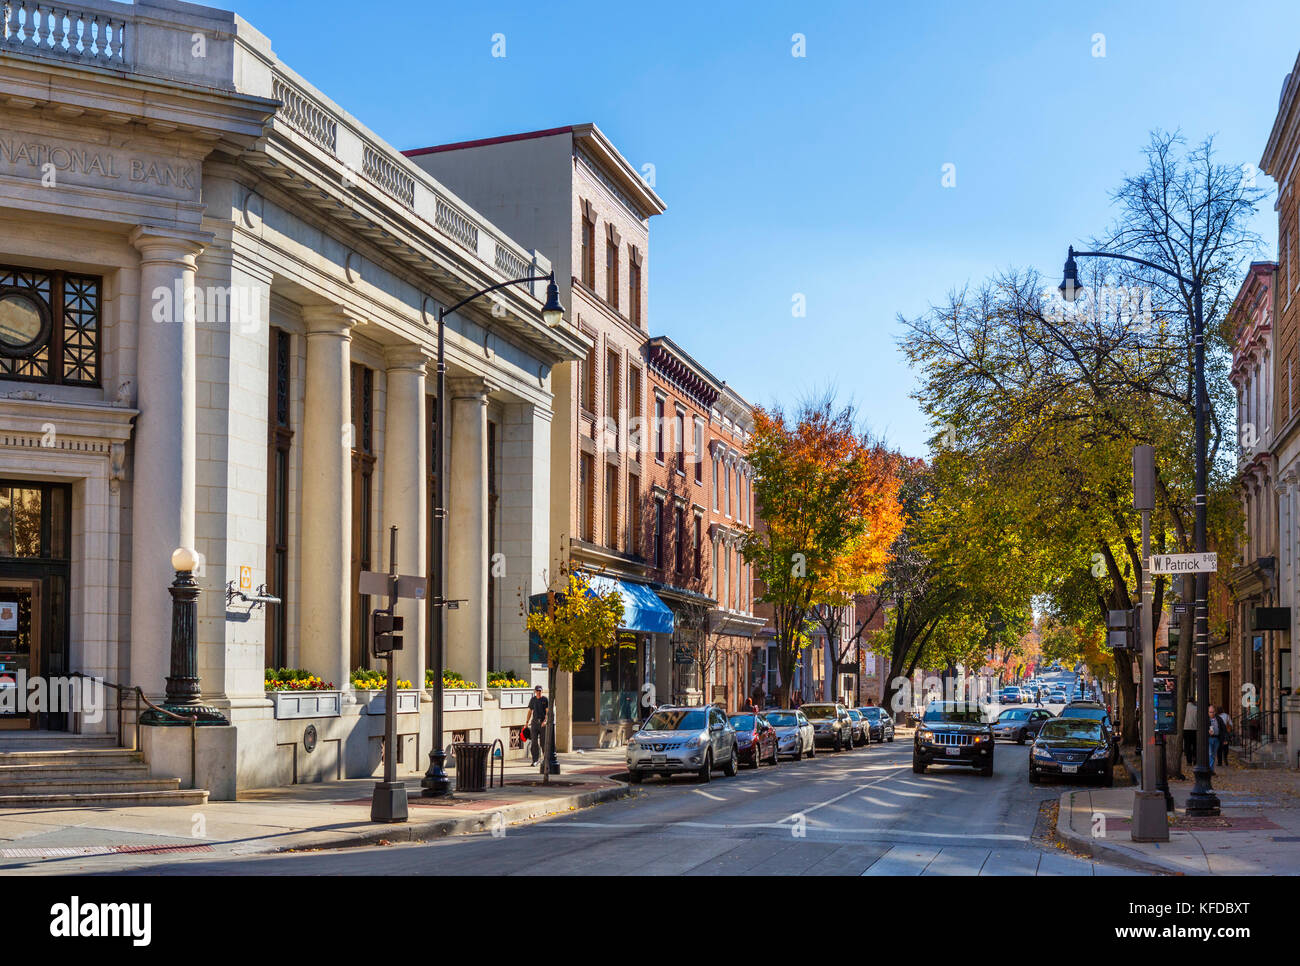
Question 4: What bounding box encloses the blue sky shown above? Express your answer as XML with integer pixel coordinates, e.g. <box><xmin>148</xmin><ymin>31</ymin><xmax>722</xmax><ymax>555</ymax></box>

<box><xmin>234</xmin><ymin>0</ymin><xmax>1300</xmax><ymax>455</ymax></box>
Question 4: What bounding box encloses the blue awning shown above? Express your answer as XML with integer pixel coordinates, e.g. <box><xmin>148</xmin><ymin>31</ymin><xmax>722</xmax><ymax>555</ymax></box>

<box><xmin>585</xmin><ymin>575</ymin><xmax>675</xmax><ymax>635</ymax></box>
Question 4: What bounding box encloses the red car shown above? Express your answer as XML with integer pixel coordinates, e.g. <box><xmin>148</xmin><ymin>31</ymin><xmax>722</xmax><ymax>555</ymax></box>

<box><xmin>730</xmin><ymin>712</ymin><xmax>779</xmax><ymax>769</ymax></box>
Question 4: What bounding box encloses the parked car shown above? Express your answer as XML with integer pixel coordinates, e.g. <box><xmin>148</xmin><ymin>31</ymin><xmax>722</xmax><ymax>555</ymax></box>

<box><xmin>730</xmin><ymin>712</ymin><xmax>780</xmax><ymax>768</ymax></box>
<box><xmin>1060</xmin><ymin>701</ymin><xmax>1120</xmax><ymax>763</ymax></box>
<box><xmin>993</xmin><ymin>707</ymin><xmax>1053</xmax><ymax>744</ymax></box>
<box><xmin>626</xmin><ymin>706</ymin><xmax>739</xmax><ymax>783</ymax></box>
<box><xmin>913</xmin><ymin>700</ymin><xmax>994</xmax><ymax>776</ymax></box>
<box><xmin>1029</xmin><ymin>717</ymin><xmax>1114</xmax><ymax>786</ymax></box>
<box><xmin>857</xmin><ymin>706</ymin><xmax>895</xmax><ymax>742</ymax></box>
<box><xmin>802</xmin><ymin>703</ymin><xmax>854</xmax><ymax>751</ymax></box>
<box><xmin>845</xmin><ymin>708</ymin><xmax>869</xmax><ymax>746</ymax></box>
<box><xmin>765</xmin><ymin>709</ymin><xmax>815</xmax><ymax>760</ymax></box>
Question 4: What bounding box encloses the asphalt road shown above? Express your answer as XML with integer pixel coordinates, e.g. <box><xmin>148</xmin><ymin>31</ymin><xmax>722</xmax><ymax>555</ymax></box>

<box><xmin>75</xmin><ymin>732</ymin><xmax>1140</xmax><ymax>876</ymax></box>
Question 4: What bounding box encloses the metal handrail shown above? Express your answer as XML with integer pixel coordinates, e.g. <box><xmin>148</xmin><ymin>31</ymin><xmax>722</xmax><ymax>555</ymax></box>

<box><xmin>68</xmin><ymin>672</ymin><xmax>200</xmax><ymax>790</ymax></box>
<box><xmin>1239</xmin><ymin>709</ymin><xmax>1285</xmax><ymax>764</ymax></box>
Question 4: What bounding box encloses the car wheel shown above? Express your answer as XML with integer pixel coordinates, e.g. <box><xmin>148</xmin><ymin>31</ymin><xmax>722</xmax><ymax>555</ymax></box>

<box><xmin>833</xmin><ymin>733</ymin><xmax>842</xmax><ymax>752</ymax></box>
<box><xmin>1028</xmin><ymin>768</ymin><xmax>1040</xmax><ymax>784</ymax></box>
<box><xmin>628</xmin><ymin>769</ymin><xmax>643</xmax><ymax>784</ymax></box>
<box><xmin>768</xmin><ymin>744</ymin><xmax>779</xmax><ymax>766</ymax></box>
<box><xmin>808</xmin><ymin>742</ymin><xmax>816</xmax><ymax>758</ymax></box>
<box><xmin>980</xmin><ymin>762</ymin><xmax>994</xmax><ymax>777</ymax></box>
<box><xmin>887</xmin><ymin>733</ymin><xmax>894</xmax><ymax>742</ymax></box>
<box><xmin>1101</xmin><ymin>766</ymin><xmax>1114</xmax><ymax>788</ymax></box>
<box><xmin>912</xmin><ymin>758</ymin><xmax>926</xmax><ymax>774</ymax></box>
<box><xmin>1017</xmin><ymin>729</ymin><xmax>1027</xmax><ymax>745</ymax></box>
<box><xmin>697</xmin><ymin>750</ymin><xmax>712</xmax><ymax>783</ymax></box>
<box><xmin>793</xmin><ymin>745</ymin><xmax>803</xmax><ymax>761</ymax></box>
<box><xmin>722</xmin><ymin>746</ymin><xmax>738</xmax><ymax>778</ymax></box>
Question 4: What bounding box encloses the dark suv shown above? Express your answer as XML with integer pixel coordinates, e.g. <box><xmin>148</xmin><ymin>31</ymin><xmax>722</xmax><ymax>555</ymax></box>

<box><xmin>913</xmin><ymin>701</ymin><xmax>994</xmax><ymax>776</ymax></box>
<box><xmin>1059</xmin><ymin>701</ymin><xmax>1119</xmax><ymax>764</ymax></box>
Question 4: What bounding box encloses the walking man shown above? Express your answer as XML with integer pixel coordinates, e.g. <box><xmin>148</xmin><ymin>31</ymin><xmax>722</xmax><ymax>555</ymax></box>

<box><xmin>524</xmin><ymin>685</ymin><xmax>549</xmax><ymax>767</ymax></box>
<box><xmin>1216</xmin><ymin>707</ymin><xmax>1233</xmax><ymax>766</ymax></box>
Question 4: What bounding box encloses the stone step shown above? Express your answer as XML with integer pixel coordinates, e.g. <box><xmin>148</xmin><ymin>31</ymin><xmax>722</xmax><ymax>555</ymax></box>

<box><xmin>0</xmin><ymin>776</ymin><xmax>182</xmax><ymax>795</ymax></box>
<box><xmin>0</xmin><ymin>734</ymin><xmax>121</xmax><ymax>749</ymax></box>
<box><xmin>0</xmin><ymin>762</ymin><xmax>151</xmax><ymax>781</ymax></box>
<box><xmin>0</xmin><ymin>748</ymin><xmax>144</xmax><ymax>767</ymax></box>
<box><xmin>0</xmin><ymin>788</ymin><xmax>208</xmax><ymax>808</ymax></box>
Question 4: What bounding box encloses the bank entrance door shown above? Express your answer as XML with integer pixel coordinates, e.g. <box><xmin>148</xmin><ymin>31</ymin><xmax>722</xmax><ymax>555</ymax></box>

<box><xmin>0</xmin><ymin>579</ymin><xmax>40</xmax><ymax>729</ymax></box>
<box><xmin>0</xmin><ymin>482</ymin><xmax>71</xmax><ymax>730</ymax></box>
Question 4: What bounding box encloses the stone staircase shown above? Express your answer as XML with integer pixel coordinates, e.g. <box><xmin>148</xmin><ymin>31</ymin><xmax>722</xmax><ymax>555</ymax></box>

<box><xmin>0</xmin><ymin>733</ymin><xmax>208</xmax><ymax>807</ymax></box>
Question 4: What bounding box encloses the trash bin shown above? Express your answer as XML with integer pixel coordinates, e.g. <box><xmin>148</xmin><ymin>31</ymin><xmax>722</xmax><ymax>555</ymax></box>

<box><xmin>453</xmin><ymin>742</ymin><xmax>492</xmax><ymax>792</ymax></box>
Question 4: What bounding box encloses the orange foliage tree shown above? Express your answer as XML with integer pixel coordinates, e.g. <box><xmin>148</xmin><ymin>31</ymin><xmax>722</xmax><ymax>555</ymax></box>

<box><xmin>744</xmin><ymin>398</ymin><xmax>904</xmax><ymax>706</ymax></box>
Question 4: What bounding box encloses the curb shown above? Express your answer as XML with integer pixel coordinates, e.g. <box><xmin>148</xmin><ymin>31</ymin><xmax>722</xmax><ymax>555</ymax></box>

<box><xmin>268</xmin><ymin>780</ymin><xmax>633</xmax><ymax>854</ymax></box>
<box><xmin>1052</xmin><ymin>789</ymin><xmax>1187</xmax><ymax>876</ymax></box>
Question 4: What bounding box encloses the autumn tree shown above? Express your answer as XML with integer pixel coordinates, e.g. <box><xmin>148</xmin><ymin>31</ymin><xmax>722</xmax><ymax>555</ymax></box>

<box><xmin>745</xmin><ymin>397</ymin><xmax>903</xmax><ymax>707</ymax></box>
<box><xmin>526</xmin><ymin>571</ymin><xmax>624</xmax><ymax>780</ymax></box>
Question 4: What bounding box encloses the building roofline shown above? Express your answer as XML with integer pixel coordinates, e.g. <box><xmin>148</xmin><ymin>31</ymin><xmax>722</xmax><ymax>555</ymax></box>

<box><xmin>403</xmin><ymin>122</ymin><xmax>666</xmax><ymax>219</ymax></box>
<box><xmin>645</xmin><ymin>335</ymin><xmax>723</xmax><ymax>394</ymax></box>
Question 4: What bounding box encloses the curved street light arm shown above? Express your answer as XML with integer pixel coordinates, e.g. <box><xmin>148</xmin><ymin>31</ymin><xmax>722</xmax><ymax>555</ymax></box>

<box><xmin>440</xmin><ymin>272</ymin><xmax>555</xmax><ymax>321</ymax></box>
<box><xmin>1070</xmin><ymin>248</ymin><xmax>1195</xmax><ymax>290</ymax></box>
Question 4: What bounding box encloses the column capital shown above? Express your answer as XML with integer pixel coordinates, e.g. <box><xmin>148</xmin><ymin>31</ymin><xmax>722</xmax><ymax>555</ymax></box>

<box><xmin>302</xmin><ymin>304</ymin><xmax>362</xmax><ymax>337</ymax></box>
<box><xmin>129</xmin><ymin>225</ymin><xmax>212</xmax><ymax>266</ymax></box>
<box><xmin>448</xmin><ymin>374</ymin><xmax>497</xmax><ymax>400</ymax></box>
<box><xmin>384</xmin><ymin>343</ymin><xmax>434</xmax><ymax>373</ymax></box>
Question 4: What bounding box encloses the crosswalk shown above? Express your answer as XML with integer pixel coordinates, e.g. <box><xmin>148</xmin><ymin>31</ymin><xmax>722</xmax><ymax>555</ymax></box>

<box><xmin>860</xmin><ymin>843</ymin><xmax>1139</xmax><ymax>876</ymax></box>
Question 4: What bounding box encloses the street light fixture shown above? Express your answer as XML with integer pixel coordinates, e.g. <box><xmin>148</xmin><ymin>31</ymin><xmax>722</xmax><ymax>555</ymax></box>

<box><xmin>1058</xmin><ymin>245</ymin><xmax>1219</xmax><ymax>817</ymax></box>
<box><xmin>422</xmin><ymin>270</ymin><xmax>564</xmax><ymax>798</ymax></box>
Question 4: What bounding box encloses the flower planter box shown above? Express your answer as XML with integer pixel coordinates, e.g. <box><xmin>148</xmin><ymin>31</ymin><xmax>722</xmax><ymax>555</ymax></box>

<box><xmin>491</xmin><ymin>687</ymin><xmax>533</xmax><ymax>710</ymax></box>
<box><xmin>267</xmin><ymin>690</ymin><xmax>342</xmax><ymax>720</ymax></box>
<box><xmin>430</xmin><ymin>688</ymin><xmax>483</xmax><ymax>711</ymax></box>
<box><xmin>357</xmin><ymin>689</ymin><xmax>422</xmax><ymax>716</ymax></box>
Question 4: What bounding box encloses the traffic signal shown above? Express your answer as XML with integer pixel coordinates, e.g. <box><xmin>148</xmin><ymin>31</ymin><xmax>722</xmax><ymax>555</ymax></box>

<box><xmin>1106</xmin><ymin>607</ymin><xmax>1140</xmax><ymax>650</ymax></box>
<box><xmin>372</xmin><ymin>609</ymin><xmax>404</xmax><ymax>655</ymax></box>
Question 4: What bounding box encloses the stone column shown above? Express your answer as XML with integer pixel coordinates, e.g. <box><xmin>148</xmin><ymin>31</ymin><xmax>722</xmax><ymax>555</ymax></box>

<box><xmin>298</xmin><ymin>306</ymin><xmax>356</xmax><ymax>691</ymax></box>
<box><xmin>499</xmin><ymin>401</ymin><xmax>552</xmax><ymax>676</ymax></box>
<box><xmin>447</xmin><ymin>376</ymin><xmax>490</xmax><ymax>691</ymax></box>
<box><xmin>383</xmin><ymin>345</ymin><xmax>431</xmax><ymax>690</ymax></box>
<box><xmin>128</xmin><ymin>226</ymin><xmax>209</xmax><ymax>695</ymax></box>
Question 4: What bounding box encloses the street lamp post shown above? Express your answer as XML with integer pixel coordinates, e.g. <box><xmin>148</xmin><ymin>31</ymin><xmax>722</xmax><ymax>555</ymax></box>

<box><xmin>1059</xmin><ymin>246</ymin><xmax>1219</xmax><ymax>816</ymax></box>
<box><xmin>422</xmin><ymin>271</ymin><xmax>563</xmax><ymax>798</ymax></box>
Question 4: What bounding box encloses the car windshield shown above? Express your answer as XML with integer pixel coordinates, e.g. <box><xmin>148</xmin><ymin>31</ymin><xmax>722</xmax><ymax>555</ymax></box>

<box><xmin>847</xmin><ymin>710</ymin><xmax>861</xmax><ymax>720</ymax></box>
<box><xmin>730</xmin><ymin>714</ymin><xmax>756</xmax><ymax>731</ymax></box>
<box><xmin>1065</xmin><ymin>707</ymin><xmax>1107</xmax><ymax>722</ymax></box>
<box><xmin>860</xmin><ymin>708</ymin><xmax>882</xmax><ymax>721</ymax></box>
<box><xmin>643</xmin><ymin>709</ymin><xmax>706</xmax><ymax>731</ymax></box>
<box><xmin>999</xmin><ymin>709</ymin><xmax>1030</xmax><ymax>721</ymax></box>
<box><xmin>1041</xmin><ymin>720</ymin><xmax>1103</xmax><ymax>740</ymax></box>
<box><xmin>923</xmin><ymin>702</ymin><xmax>984</xmax><ymax>724</ymax></box>
<box><xmin>766</xmin><ymin>712</ymin><xmax>797</xmax><ymax>727</ymax></box>
<box><xmin>802</xmin><ymin>705</ymin><xmax>835</xmax><ymax>719</ymax></box>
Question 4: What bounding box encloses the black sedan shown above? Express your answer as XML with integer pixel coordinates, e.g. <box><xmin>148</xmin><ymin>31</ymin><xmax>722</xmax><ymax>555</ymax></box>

<box><xmin>1060</xmin><ymin>701</ymin><xmax>1120</xmax><ymax>763</ymax></box>
<box><xmin>1028</xmin><ymin>718</ymin><xmax>1115</xmax><ymax>786</ymax></box>
<box><xmin>856</xmin><ymin>706</ymin><xmax>895</xmax><ymax>742</ymax></box>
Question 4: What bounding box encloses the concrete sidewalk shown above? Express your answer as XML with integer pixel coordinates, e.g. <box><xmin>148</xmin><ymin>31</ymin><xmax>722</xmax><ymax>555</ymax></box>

<box><xmin>0</xmin><ymin>748</ymin><xmax>631</xmax><ymax>873</ymax></box>
<box><xmin>1055</xmin><ymin>763</ymin><xmax>1300</xmax><ymax>875</ymax></box>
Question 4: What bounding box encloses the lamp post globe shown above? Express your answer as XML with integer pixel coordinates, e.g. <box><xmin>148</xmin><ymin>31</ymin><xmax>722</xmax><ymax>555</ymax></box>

<box><xmin>171</xmin><ymin>546</ymin><xmax>199</xmax><ymax>573</ymax></box>
<box><xmin>541</xmin><ymin>275</ymin><xmax>564</xmax><ymax>327</ymax></box>
<box><xmin>1059</xmin><ymin>246</ymin><xmax>1085</xmax><ymax>303</ymax></box>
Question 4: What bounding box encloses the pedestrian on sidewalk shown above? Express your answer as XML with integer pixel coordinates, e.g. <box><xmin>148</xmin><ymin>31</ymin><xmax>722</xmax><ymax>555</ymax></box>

<box><xmin>525</xmin><ymin>685</ymin><xmax>549</xmax><ymax>767</ymax></box>
<box><xmin>1207</xmin><ymin>704</ymin><xmax>1221</xmax><ymax>774</ymax></box>
<box><xmin>1183</xmin><ymin>701</ymin><xmax>1197</xmax><ymax>766</ymax></box>
<box><xmin>791</xmin><ymin>691</ymin><xmax>802</xmax><ymax>710</ymax></box>
<box><xmin>1216</xmin><ymin>708</ymin><xmax>1233</xmax><ymax>766</ymax></box>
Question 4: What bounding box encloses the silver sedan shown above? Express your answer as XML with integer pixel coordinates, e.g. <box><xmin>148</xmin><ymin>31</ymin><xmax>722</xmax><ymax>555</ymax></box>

<box><xmin>763</xmin><ymin>709</ymin><xmax>816</xmax><ymax>760</ymax></box>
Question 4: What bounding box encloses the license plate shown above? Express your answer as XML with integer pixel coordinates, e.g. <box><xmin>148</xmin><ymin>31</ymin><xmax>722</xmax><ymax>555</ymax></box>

<box><xmin>651</xmin><ymin>755</ymin><xmax>666</xmax><ymax>764</ymax></box>
<box><xmin>1062</xmin><ymin>764</ymin><xmax>1078</xmax><ymax>774</ymax></box>
<box><xmin>946</xmin><ymin>747</ymin><xmax>962</xmax><ymax>756</ymax></box>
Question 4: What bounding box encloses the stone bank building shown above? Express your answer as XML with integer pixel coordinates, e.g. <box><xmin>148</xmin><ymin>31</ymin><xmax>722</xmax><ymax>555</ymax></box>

<box><xmin>0</xmin><ymin>0</ymin><xmax>585</xmax><ymax>796</ymax></box>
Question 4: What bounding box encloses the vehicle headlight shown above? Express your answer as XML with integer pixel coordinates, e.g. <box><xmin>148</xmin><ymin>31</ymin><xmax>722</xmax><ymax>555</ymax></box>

<box><xmin>971</xmin><ymin>734</ymin><xmax>986</xmax><ymax>743</ymax></box>
<box><xmin>627</xmin><ymin>741</ymin><xmax>638</xmax><ymax>752</ymax></box>
<box><xmin>1091</xmin><ymin>745</ymin><xmax>1110</xmax><ymax>759</ymax></box>
<box><xmin>1032</xmin><ymin>744</ymin><xmax>1053</xmax><ymax>760</ymax></box>
<box><xmin>918</xmin><ymin>729</ymin><xmax>933</xmax><ymax>741</ymax></box>
<box><xmin>686</xmin><ymin>733</ymin><xmax>706</xmax><ymax>748</ymax></box>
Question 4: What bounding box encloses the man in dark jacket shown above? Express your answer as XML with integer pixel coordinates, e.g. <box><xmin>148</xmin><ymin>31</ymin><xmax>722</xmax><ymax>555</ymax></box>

<box><xmin>524</xmin><ymin>685</ymin><xmax>549</xmax><ymax>767</ymax></box>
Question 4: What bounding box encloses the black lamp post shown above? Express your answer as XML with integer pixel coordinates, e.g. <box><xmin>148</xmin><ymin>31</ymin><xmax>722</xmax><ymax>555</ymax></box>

<box><xmin>139</xmin><ymin>547</ymin><xmax>229</xmax><ymax>726</ymax></box>
<box><xmin>1059</xmin><ymin>245</ymin><xmax>1219</xmax><ymax>816</ymax></box>
<box><xmin>422</xmin><ymin>271</ymin><xmax>563</xmax><ymax>797</ymax></box>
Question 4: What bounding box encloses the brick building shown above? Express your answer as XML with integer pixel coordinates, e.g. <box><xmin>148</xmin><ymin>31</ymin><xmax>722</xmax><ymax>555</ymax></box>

<box><xmin>639</xmin><ymin>340</ymin><xmax>762</xmax><ymax>712</ymax></box>
<box><xmin>1226</xmin><ymin>262</ymin><xmax>1280</xmax><ymax>718</ymax></box>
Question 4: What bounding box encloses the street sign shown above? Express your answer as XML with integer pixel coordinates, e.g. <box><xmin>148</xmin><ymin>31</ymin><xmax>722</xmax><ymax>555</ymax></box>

<box><xmin>1147</xmin><ymin>553</ymin><xmax>1217</xmax><ymax>575</ymax></box>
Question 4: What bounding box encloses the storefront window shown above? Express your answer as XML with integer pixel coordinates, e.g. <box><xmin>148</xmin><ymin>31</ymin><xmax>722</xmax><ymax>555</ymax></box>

<box><xmin>600</xmin><ymin>635</ymin><xmax>639</xmax><ymax>723</ymax></box>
